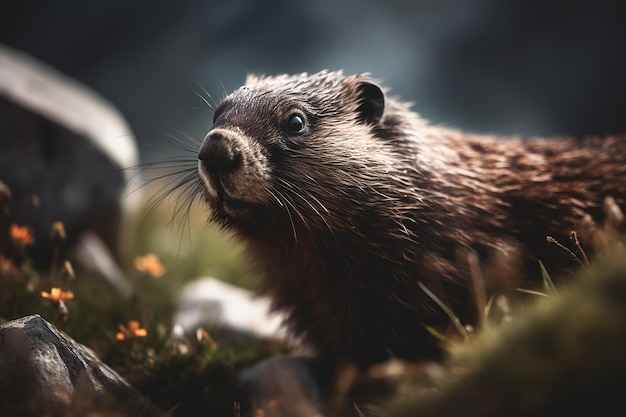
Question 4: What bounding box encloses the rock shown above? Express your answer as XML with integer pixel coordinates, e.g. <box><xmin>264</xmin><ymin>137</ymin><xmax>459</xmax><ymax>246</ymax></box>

<box><xmin>238</xmin><ymin>355</ymin><xmax>328</xmax><ymax>417</ymax></box>
<box><xmin>0</xmin><ymin>44</ymin><xmax>140</xmax><ymax>270</ymax></box>
<box><xmin>173</xmin><ymin>277</ymin><xmax>288</xmax><ymax>343</ymax></box>
<box><xmin>0</xmin><ymin>314</ymin><xmax>161</xmax><ymax>416</ymax></box>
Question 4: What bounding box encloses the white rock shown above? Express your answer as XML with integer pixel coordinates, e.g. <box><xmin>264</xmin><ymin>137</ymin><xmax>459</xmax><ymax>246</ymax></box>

<box><xmin>174</xmin><ymin>277</ymin><xmax>288</xmax><ymax>341</ymax></box>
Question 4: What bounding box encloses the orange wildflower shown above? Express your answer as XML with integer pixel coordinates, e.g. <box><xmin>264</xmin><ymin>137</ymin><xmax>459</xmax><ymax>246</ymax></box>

<box><xmin>134</xmin><ymin>253</ymin><xmax>166</xmax><ymax>277</ymax></box>
<box><xmin>41</xmin><ymin>287</ymin><xmax>74</xmax><ymax>302</ymax></box>
<box><xmin>116</xmin><ymin>320</ymin><xmax>148</xmax><ymax>340</ymax></box>
<box><xmin>10</xmin><ymin>224</ymin><xmax>34</xmax><ymax>246</ymax></box>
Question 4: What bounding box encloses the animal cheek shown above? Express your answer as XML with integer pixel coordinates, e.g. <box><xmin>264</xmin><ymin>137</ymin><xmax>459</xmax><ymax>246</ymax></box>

<box><xmin>227</xmin><ymin>149</ymin><xmax>272</xmax><ymax>203</ymax></box>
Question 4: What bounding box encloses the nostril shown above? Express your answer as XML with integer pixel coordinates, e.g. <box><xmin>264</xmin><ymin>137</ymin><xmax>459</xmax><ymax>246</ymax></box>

<box><xmin>198</xmin><ymin>131</ymin><xmax>242</xmax><ymax>174</ymax></box>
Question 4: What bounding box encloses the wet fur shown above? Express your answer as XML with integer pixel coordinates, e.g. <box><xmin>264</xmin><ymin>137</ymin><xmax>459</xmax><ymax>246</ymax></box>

<box><xmin>194</xmin><ymin>70</ymin><xmax>626</xmax><ymax>366</ymax></box>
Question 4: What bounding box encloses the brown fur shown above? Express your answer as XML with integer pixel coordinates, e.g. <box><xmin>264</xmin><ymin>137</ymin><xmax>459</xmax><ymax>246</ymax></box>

<box><xmin>196</xmin><ymin>70</ymin><xmax>626</xmax><ymax>366</ymax></box>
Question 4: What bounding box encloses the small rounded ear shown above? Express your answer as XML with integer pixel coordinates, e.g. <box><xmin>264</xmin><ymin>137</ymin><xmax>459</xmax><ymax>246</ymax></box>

<box><xmin>356</xmin><ymin>81</ymin><xmax>385</xmax><ymax>125</ymax></box>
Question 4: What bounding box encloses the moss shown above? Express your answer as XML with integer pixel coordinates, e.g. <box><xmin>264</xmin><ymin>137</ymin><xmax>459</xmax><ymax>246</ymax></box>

<box><xmin>3</xmin><ymin>177</ymin><xmax>626</xmax><ymax>417</ymax></box>
<box><xmin>0</xmin><ymin>181</ymin><xmax>286</xmax><ymax>416</ymax></box>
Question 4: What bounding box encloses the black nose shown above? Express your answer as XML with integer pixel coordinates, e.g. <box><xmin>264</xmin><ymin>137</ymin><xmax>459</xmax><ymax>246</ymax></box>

<box><xmin>198</xmin><ymin>131</ymin><xmax>242</xmax><ymax>174</ymax></box>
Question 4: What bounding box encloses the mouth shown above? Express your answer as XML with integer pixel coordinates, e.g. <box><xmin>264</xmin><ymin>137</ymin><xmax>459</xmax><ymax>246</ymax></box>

<box><xmin>197</xmin><ymin>163</ymin><xmax>251</xmax><ymax>216</ymax></box>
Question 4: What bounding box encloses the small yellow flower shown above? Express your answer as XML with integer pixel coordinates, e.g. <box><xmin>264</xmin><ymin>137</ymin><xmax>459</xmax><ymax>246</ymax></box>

<box><xmin>116</xmin><ymin>320</ymin><xmax>148</xmax><ymax>340</ymax></box>
<box><xmin>10</xmin><ymin>224</ymin><xmax>34</xmax><ymax>246</ymax></box>
<box><xmin>41</xmin><ymin>287</ymin><xmax>74</xmax><ymax>302</ymax></box>
<box><xmin>134</xmin><ymin>253</ymin><xmax>166</xmax><ymax>277</ymax></box>
<box><xmin>50</xmin><ymin>222</ymin><xmax>67</xmax><ymax>241</ymax></box>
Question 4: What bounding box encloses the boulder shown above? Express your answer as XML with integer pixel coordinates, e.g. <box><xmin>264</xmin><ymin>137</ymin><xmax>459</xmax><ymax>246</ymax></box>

<box><xmin>173</xmin><ymin>277</ymin><xmax>288</xmax><ymax>343</ymax></box>
<box><xmin>0</xmin><ymin>314</ymin><xmax>162</xmax><ymax>416</ymax></box>
<box><xmin>0</xmin><ymin>44</ymin><xmax>139</xmax><ymax>274</ymax></box>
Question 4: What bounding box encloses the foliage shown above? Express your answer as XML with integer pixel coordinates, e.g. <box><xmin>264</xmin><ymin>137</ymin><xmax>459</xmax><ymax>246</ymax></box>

<box><xmin>0</xmin><ymin>180</ymin><xmax>286</xmax><ymax>416</ymax></box>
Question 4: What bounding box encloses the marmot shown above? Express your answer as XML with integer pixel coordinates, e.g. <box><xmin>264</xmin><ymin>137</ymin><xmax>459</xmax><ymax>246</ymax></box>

<box><xmin>196</xmin><ymin>70</ymin><xmax>626</xmax><ymax>366</ymax></box>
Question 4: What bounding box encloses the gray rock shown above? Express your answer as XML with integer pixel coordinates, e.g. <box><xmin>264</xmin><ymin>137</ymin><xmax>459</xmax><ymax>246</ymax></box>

<box><xmin>238</xmin><ymin>356</ymin><xmax>328</xmax><ymax>417</ymax></box>
<box><xmin>0</xmin><ymin>314</ymin><xmax>161</xmax><ymax>416</ymax></box>
<box><xmin>0</xmin><ymin>44</ymin><xmax>140</xmax><ymax>271</ymax></box>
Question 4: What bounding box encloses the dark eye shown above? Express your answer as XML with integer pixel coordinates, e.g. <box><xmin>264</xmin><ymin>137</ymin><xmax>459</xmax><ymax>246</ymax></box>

<box><xmin>286</xmin><ymin>113</ymin><xmax>305</xmax><ymax>132</ymax></box>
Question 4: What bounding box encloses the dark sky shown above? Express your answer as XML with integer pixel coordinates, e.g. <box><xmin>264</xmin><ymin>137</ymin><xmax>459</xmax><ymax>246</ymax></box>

<box><xmin>2</xmin><ymin>0</ymin><xmax>625</xmax><ymax>159</ymax></box>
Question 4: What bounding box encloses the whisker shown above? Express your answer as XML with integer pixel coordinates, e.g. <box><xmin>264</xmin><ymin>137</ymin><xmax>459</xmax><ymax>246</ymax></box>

<box><xmin>276</xmin><ymin>178</ymin><xmax>331</xmax><ymax>235</ymax></box>
<box><xmin>169</xmin><ymin>175</ymin><xmax>203</xmax><ymax>221</ymax></box>
<box><xmin>134</xmin><ymin>158</ymin><xmax>198</xmax><ymax>171</ymax></box>
<box><xmin>178</xmin><ymin>183</ymin><xmax>205</xmax><ymax>251</ymax></box>
<box><xmin>275</xmin><ymin>185</ymin><xmax>309</xmax><ymax>228</ymax></box>
<box><xmin>163</xmin><ymin>121</ymin><xmax>203</xmax><ymax>148</ymax></box>
<box><xmin>134</xmin><ymin>166</ymin><xmax>198</xmax><ymax>192</ymax></box>
<box><xmin>266</xmin><ymin>188</ymin><xmax>285</xmax><ymax>207</ymax></box>
<box><xmin>139</xmin><ymin>161</ymin><xmax>199</xmax><ymax>211</ymax></box>
<box><xmin>273</xmin><ymin>188</ymin><xmax>298</xmax><ymax>243</ymax></box>
<box><xmin>170</xmin><ymin>179</ymin><xmax>205</xmax><ymax>249</ymax></box>
<box><xmin>188</xmin><ymin>74</ymin><xmax>216</xmax><ymax>110</ymax></box>
<box><xmin>213</xmin><ymin>68</ymin><xmax>228</xmax><ymax>98</ymax></box>
<box><xmin>142</xmin><ymin>171</ymin><xmax>203</xmax><ymax>250</ymax></box>
<box><xmin>152</xmin><ymin>122</ymin><xmax>202</xmax><ymax>152</ymax></box>
<box><xmin>277</xmin><ymin>178</ymin><xmax>323</xmax><ymax>212</ymax></box>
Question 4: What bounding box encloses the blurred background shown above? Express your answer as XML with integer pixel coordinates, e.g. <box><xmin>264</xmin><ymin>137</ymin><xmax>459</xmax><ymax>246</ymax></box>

<box><xmin>2</xmin><ymin>0</ymin><xmax>625</xmax><ymax>161</ymax></box>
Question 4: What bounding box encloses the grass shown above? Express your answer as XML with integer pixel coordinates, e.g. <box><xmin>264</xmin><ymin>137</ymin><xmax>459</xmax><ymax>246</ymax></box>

<box><xmin>0</xmin><ymin>179</ymin><xmax>287</xmax><ymax>416</ymax></box>
<box><xmin>125</xmin><ymin>183</ymin><xmax>259</xmax><ymax>290</ymax></box>
<box><xmin>378</xmin><ymin>202</ymin><xmax>626</xmax><ymax>417</ymax></box>
<box><xmin>387</xmin><ymin>253</ymin><xmax>626</xmax><ymax>417</ymax></box>
<box><xmin>2</xmin><ymin>176</ymin><xmax>625</xmax><ymax>417</ymax></box>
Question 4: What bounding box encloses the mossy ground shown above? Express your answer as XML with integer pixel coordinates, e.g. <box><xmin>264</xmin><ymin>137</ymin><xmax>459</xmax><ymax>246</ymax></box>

<box><xmin>2</xmin><ymin>178</ymin><xmax>625</xmax><ymax>417</ymax></box>
<box><xmin>0</xmin><ymin>181</ymin><xmax>288</xmax><ymax>416</ymax></box>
